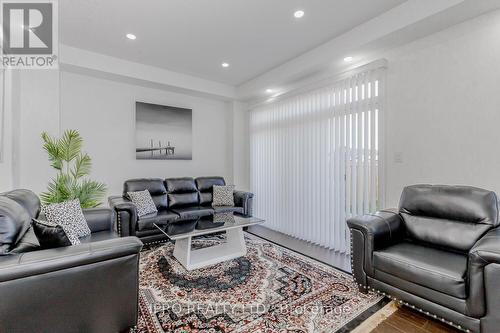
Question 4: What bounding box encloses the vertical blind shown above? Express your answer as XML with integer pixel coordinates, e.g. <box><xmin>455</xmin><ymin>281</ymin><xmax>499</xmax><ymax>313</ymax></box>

<box><xmin>249</xmin><ymin>66</ymin><xmax>384</xmax><ymax>252</ymax></box>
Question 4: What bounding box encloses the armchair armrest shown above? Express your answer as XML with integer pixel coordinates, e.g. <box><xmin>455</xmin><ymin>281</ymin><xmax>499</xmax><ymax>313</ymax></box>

<box><xmin>108</xmin><ymin>196</ymin><xmax>138</xmax><ymax>236</ymax></box>
<box><xmin>82</xmin><ymin>207</ymin><xmax>115</xmax><ymax>233</ymax></box>
<box><xmin>346</xmin><ymin>209</ymin><xmax>404</xmax><ymax>291</ymax></box>
<box><xmin>470</xmin><ymin>227</ymin><xmax>500</xmax><ymax>265</ymax></box>
<box><xmin>466</xmin><ymin>227</ymin><xmax>500</xmax><ymax>318</ymax></box>
<box><xmin>234</xmin><ymin>190</ymin><xmax>254</xmax><ymax>217</ymax></box>
<box><xmin>347</xmin><ymin>209</ymin><xmax>404</xmax><ymax>249</ymax></box>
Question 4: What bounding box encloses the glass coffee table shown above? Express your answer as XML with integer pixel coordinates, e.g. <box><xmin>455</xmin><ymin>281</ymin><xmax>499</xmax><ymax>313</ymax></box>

<box><xmin>154</xmin><ymin>213</ymin><xmax>264</xmax><ymax>271</ymax></box>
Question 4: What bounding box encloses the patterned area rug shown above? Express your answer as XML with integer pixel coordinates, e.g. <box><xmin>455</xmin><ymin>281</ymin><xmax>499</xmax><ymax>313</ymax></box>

<box><xmin>136</xmin><ymin>233</ymin><xmax>382</xmax><ymax>333</ymax></box>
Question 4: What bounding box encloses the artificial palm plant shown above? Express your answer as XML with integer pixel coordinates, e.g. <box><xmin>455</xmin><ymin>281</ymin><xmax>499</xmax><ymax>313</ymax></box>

<box><xmin>40</xmin><ymin>129</ymin><xmax>107</xmax><ymax>208</ymax></box>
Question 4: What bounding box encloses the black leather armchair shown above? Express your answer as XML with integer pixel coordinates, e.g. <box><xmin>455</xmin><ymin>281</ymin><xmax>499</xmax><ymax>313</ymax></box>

<box><xmin>109</xmin><ymin>176</ymin><xmax>254</xmax><ymax>244</ymax></box>
<box><xmin>0</xmin><ymin>189</ymin><xmax>143</xmax><ymax>333</ymax></box>
<box><xmin>347</xmin><ymin>185</ymin><xmax>500</xmax><ymax>333</ymax></box>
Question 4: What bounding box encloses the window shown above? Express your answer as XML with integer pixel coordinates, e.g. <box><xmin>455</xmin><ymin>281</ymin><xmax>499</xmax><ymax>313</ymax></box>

<box><xmin>249</xmin><ymin>67</ymin><xmax>384</xmax><ymax>252</ymax></box>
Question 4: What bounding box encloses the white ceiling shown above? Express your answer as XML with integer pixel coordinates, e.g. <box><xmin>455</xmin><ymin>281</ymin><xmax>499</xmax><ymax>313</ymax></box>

<box><xmin>237</xmin><ymin>0</ymin><xmax>500</xmax><ymax>102</ymax></box>
<box><xmin>60</xmin><ymin>0</ymin><xmax>405</xmax><ymax>86</ymax></box>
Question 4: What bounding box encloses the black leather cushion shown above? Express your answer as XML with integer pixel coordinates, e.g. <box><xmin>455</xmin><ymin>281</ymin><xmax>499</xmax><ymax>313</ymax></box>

<box><xmin>196</xmin><ymin>177</ymin><xmax>225</xmax><ymax>205</ymax></box>
<box><xmin>134</xmin><ymin>228</ymin><xmax>169</xmax><ymax>239</ymax></box>
<box><xmin>79</xmin><ymin>230</ymin><xmax>119</xmax><ymax>243</ymax></box>
<box><xmin>163</xmin><ymin>219</ymin><xmax>198</xmax><ymax>236</ymax></box>
<box><xmin>170</xmin><ymin>206</ymin><xmax>214</xmax><ymax>219</ymax></box>
<box><xmin>196</xmin><ymin>220</ymin><xmax>224</xmax><ymax>230</ymax></box>
<box><xmin>196</xmin><ymin>177</ymin><xmax>225</xmax><ymax>191</ymax></box>
<box><xmin>402</xmin><ymin>215</ymin><xmax>491</xmax><ymax>252</ymax></box>
<box><xmin>165</xmin><ymin>177</ymin><xmax>197</xmax><ymax>193</ymax></box>
<box><xmin>123</xmin><ymin>178</ymin><xmax>168</xmax><ymax>210</ymax></box>
<box><xmin>199</xmin><ymin>192</ymin><xmax>212</xmax><ymax>206</ymax></box>
<box><xmin>373</xmin><ymin>242</ymin><xmax>467</xmax><ymax>299</ymax></box>
<box><xmin>0</xmin><ymin>197</ymin><xmax>32</xmax><ymax>254</ymax></box>
<box><xmin>136</xmin><ymin>210</ymin><xmax>179</xmax><ymax>231</ymax></box>
<box><xmin>400</xmin><ymin>185</ymin><xmax>499</xmax><ymax>224</ymax></box>
<box><xmin>168</xmin><ymin>192</ymin><xmax>199</xmax><ymax>208</ymax></box>
<box><xmin>399</xmin><ymin>185</ymin><xmax>499</xmax><ymax>251</ymax></box>
<box><xmin>2</xmin><ymin>189</ymin><xmax>40</xmax><ymax>218</ymax></box>
<box><xmin>213</xmin><ymin>206</ymin><xmax>244</xmax><ymax>214</ymax></box>
<box><xmin>165</xmin><ymin>178</ymin><xmax>199</xmax><ymax>208</ymax></box>
<box><xmin>83</xmin><ymin>208</ymin><xmax>114</xmax><ymax>233</ymax></box>
<box><xmin>32</xmin><ymin>219</ymin><xmax>72</xmax><ymax>248</ymax></box>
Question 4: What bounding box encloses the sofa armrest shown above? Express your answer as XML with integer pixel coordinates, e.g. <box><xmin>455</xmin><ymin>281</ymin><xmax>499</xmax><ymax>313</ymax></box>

<box><xmin>82</xmin><ymin>207</ymin><xmax>115</xmax><ymax>233</ymax></box>
<box><xmin>0</xmin><ymin>237</ymin><xmax>143</xmax><ymax>282</ymax></box>
<box><xmin>108</xmin><ymin>196</ymin><xmax>138</xmax><ymax>236</ymax></box>
<box><xmin>234</xmin><ymin>190</ymin><xmax>254</xmax><ymax>217</ymax></box>
<box><xmin>346</xmin><ymin>209</ymin><xmax>404</xmax><ymax>290</ymax></box>
<box><xmin>0</xmin><ymin>237</ymin><xmax>142</xmax><ymax>332</ymax></box>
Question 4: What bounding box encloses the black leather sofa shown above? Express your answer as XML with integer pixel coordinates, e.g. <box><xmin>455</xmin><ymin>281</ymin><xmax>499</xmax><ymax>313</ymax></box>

<box><xmin>348</xmin><ymin>185</ymin><xmax>500</xmax><ymax>333</ymax></box>
<box><xmin>0</xmin><ymin>189</ymin><xmax>143</xmax><ymax>333</ymax></box>
<box><xmin>108</xmin><ymin>176</ymin><xmax>254</xmax><ymax>244</ymax></box>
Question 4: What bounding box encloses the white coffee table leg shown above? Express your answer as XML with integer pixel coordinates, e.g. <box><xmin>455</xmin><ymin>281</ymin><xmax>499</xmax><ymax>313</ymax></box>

<box><xmin>173</xmin><ymin>236</ymin><xmax>192</xmax><ymax>268</ymax></box>
<box><xmin>225</xmin><ymin>227</ymin><xmax>247</xmax><ymax>256</ymax></box>
<box><xmin>172</xmin><ymin>227</ymin><xmax>247</xmax><ymax>271</ymax></box>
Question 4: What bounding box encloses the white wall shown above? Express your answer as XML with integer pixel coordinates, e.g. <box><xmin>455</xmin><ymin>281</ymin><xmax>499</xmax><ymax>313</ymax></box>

<box><xmin>383</xmin><ymin>9</ymin><xmax>500</xmax><ymax>206</ymax></box>
<box><xmin>17</xmin><ymin>70</ymin><xmax>60</xmax><ymax>194</ymax></box>
<box><xmin>242</xmin><ymin>9</ymin><xmax>500</xmax><ymax>208</ymax></box>
<box><xmin>12</xmin><ymin>69</ymin><xmax>235</xmax><ymax>197</ymax></box>
<box><xmin>230</xmin><ymin>101</ymin><xmax>250</xmax><ymax>191</ymax></box>
<box><xmin>0</xmin><ymin>71</ymin><xmax>20</xmax><ymax>190</ymax></box>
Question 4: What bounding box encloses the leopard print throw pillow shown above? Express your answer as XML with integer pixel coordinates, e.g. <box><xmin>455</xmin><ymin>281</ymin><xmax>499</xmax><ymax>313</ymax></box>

<box><xmin>212</xmin><ymin>185</ymin><xmax>235</xmax><ymax>207</ymax></box>
<box><xmin>127</xmin><ymin>190</ymin><xmax>158</xmax><ymax>217</ymax></box>
<box><xmin>42</xmin><ymin>199</ymin><xmax>91</xmax><ymax>242</ymax></box>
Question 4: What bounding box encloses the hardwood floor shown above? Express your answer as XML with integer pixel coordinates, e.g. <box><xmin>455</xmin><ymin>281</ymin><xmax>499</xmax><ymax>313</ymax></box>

<box><xmin>373</xmin><ymin>305</ymin><xmax>462</xmax><ymax>333</ymax></box>
<box><xmin>246</xmin><ymin>225</ymin><xmax>460</xmax><ymax>333</ymax></box>
<box><xmin>246</xmin><ymin>224</ymin><xmax>351</xmax><ymax>272</ymax></box>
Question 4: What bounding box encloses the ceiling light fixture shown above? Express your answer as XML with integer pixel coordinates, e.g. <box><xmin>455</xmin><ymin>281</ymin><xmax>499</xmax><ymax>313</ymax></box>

<box><xmin>221</xmin><ymin>62</ymin><xmax>230</xmax><ymax>68</ymax></box>
<box><xmin>266</xmin><ymin>89</ymin><xmax>274</xmax><ymax>93</ymax></box>
<box><xmin>294</xmin><ymin>10</ymin><xmax>305</xmax><ymax>18</ymax></box>
<box><xmin>344</xmin><ymin>56</ymin><xmax>353</xmax><ymax>62</ymax></box>
<box><xmin>126</xmin><ymin>33</ymin><xmax>136</xmax><ymax>40</ymax></box>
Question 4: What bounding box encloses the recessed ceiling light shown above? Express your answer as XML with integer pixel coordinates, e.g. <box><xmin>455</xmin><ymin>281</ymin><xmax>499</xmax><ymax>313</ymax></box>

<box><xmin>344</xmin><ymin>56</ymin><xmax>353</xmax><ymax>62</ymax></box>
<box><xmin>266</xmin><ymin>89</ymin><xmax>274</xmax><ymax>93</ymax></box>
<box><xmin>126</xmin><ymin>33</ymin><xmax>136</xmax><ymax>40</ymax></box>
<box><xmin>221</xmin><ymin>62</ymin><xmax>230</xmax><ymax>68</ymax></box>
<box><xmin>294</xmin><ymin>10</ymin><xmax>305</xmax><ymax>18</ymax></box>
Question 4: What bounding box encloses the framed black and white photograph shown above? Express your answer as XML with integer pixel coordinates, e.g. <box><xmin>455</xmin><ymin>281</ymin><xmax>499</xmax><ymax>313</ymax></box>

<box><xmin>135</xmin><ymin>101</ymin><xmax>192</xmax><ymax>160</ymax></box>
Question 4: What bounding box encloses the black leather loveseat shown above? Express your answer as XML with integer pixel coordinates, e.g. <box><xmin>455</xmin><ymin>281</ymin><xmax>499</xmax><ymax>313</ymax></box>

<box><xmin>348</xmin><ymin>185</ymin><xmax>500</xmax><ymax>333</ymax></box>
<box><xmin>108</xmin><ymin>176</ymin><xmax>253</xmax><ymax>244</ymax></box>
<box><xmin>0</xmin><ymin>189</ymin><xmax>143</xmax><ymax>333</ymax></box>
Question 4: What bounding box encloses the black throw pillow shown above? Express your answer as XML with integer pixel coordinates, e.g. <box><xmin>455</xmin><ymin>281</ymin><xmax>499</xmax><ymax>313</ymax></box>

<box><xmin>32</xmin><ymin>219</ymin><xmax>73</xmax><ymax>249</ymax></box>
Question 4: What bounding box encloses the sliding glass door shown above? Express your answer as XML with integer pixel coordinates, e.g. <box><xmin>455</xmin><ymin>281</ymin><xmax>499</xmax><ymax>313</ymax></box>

<box><xmin>249</xmin><ymin>67</ymin><xmax>384</xmax><ymax>253</ymax></box>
